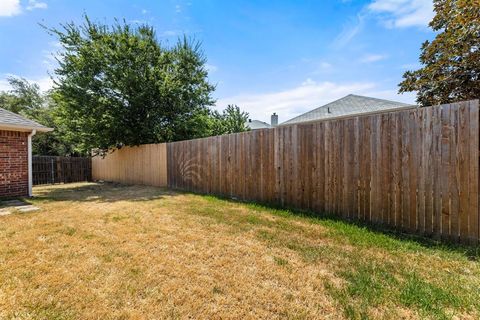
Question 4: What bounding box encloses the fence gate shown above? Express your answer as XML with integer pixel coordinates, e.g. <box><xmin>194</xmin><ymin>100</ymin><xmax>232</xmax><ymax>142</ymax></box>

<box><xmin>32</xmin><ymin>156</ymin><xmax>92</xmax><ymax>185</ymax></box>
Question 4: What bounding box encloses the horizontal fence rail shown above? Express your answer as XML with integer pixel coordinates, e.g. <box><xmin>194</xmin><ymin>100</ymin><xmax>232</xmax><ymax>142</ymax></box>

<box><xmin>92</xmin><ymin>144</ymin><xmax>167</xmax><ymax>187</ymax></box>
<box><xmin>91</xmin><ymin>100</ymin><xmax>480</xmax><ymax>243</ymax></box>
<box><xmin>33</xmin><ymin>156</ymin><xmax>92</xmax><ymax>185</ymax></box>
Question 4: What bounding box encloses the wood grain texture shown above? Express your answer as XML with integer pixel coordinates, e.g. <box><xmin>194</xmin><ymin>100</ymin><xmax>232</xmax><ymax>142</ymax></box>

<box><xmin>93</xmin><ymin>100</ymin><xmax>479</xmax><ymax>243</ymax></box>
<box><xmin>166</xmin><ymin>101</ymin><xmax>479</xmax><ymax>243</ymax></box>
<box><xmin>33</xmin><ymin>156</ymin><xmax>92</xmax><ymax>185</ymax></box>
<box><xmin>92</xmin><ymin>143</ymin><xmax>167</xmax><ymax>187</ymax></box>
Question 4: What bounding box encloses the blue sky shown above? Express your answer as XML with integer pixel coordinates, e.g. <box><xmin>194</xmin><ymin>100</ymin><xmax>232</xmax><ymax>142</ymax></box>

<box><xmin>0</xmin><ymin>0</ymin><xmax>435</xmax><ymax>122</ymax></box>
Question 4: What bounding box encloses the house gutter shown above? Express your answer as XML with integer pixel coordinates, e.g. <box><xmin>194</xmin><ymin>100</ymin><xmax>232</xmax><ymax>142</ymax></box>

<box><xmin>28</xmin><ymin>129</ymin><xmax>36</xmax><ymax>197</ymax></box>
<box><xmin>0</xmin><ymin>123</ymin><xmax>53</xmax><ymax>132</ymax></box>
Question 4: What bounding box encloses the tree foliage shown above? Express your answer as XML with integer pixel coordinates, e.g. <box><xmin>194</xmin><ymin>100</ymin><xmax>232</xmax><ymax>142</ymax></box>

<box><xmin>48</xmin><ymin>16</ymin><xmax>216</xmax><ymax>155</ymax></box>
<box><xmin>0</xmin><ymin>77</ymin><xmax>75</xmax><ymax>156</ymax></box>
<box><xmin>399</xmin><ymin>0</ymin><xmax>480</xmax><ymax>106</ymax></box>
<box><xmin>0</xmin><ymin>17</ymin><xmax>250</xmax><ymax>157</ymax></box>
<box><xmin>0</xmin><ymin>77</ymin><xmax>43</xmax><ymax>116</ymax></box>
<box><xmin>211</xmin><ymin>104</ymin><xmax>250</xmax><ymax>135</ymax></box>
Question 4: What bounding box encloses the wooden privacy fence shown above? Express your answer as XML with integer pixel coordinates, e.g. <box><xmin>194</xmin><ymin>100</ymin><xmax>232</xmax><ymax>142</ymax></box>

<box><xmin>33</xmin><ymin>156</ymin><xmax>92</xmax><ymax>185</ymax></box>
<box><xmin>92</xmin><ymin>144</ymin><xmax>167</xmax><ymax>187</ymax></box>
<box><xmin>92</xmin><ymin>100</ymin><xmax>480</xmax><ymax>243</ymax></box>
<box><xmin>167</xmin><ymin>100</ymin><xmax>479</xmax><ymax>243</ymax></box>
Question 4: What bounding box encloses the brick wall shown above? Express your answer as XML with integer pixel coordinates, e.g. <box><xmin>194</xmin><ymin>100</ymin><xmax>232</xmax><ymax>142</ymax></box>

<box><xmin>0</xmin><ymin>130</ymin><xmax>29</xmax><ymax>198</ymax></box>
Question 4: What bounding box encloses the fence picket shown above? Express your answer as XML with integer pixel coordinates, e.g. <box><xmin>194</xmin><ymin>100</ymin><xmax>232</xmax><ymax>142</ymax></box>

<box><xmin>33</xmin><ymin>156</ymin><xmax>92</xmax><ymax>185</ymax></box>
<box><xmin>92</xmin><ymin>100</ymin><xmax>480</xmax><ymax>243</ymax></box>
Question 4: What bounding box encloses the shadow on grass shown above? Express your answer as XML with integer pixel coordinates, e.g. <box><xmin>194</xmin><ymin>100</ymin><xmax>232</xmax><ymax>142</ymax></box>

<box><xmin>0</xmin><ymin>197</ymin><xmax>36</xmax><ymax>209</ymax></box>
<box><xmin>31</xmin><ymin>182</ymin><xmax>177</xmax><ymax>203</ymax></box>
<box><xmin>174</xmin><ymin>188</ymin><xmax>480</xmax><ymax>260</ymax></box>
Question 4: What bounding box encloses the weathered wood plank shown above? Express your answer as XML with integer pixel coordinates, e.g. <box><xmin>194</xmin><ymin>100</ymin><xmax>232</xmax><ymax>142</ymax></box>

<box><xmin>458</xmin><ymin>102</ymin><xmax>470</xmax><ymax>241</ymax></box>
<box><xmin>401</xmin><ymin>111</ymin><xmax>410</xmax><ymax>231</ymax></box>
<box><xmin>440</xmin><ymin>104</ymin><xmax>452</xmax><ymax>239</ymax></box>
<box><xmin>432</xmin><ymin>104</ymin><xmax>442</xmax><ymax>239</ymax></box>
<box><xmin>409</xmin><ymin>110</ymin><xmax>418</xmax><ymax>232</ymax></box>
<box><xmin>468</xmin><ymin>100</ymin><xmax>479</xmax><ymax>243</ymax></box>
<box><xmin>96</xmin><ymin>100</ymin><xmax>480</xmax><ymax>244</ymax></box>
<box><xmin>450</xmin><ymin>104</ymin><xmax>460</xmax><ymax>241</ymax></box>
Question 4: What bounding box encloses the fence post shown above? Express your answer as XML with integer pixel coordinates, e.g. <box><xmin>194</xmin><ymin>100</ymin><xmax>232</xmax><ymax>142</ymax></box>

<box><xmin>51</xmin><ymin>158</ymin><xmax>55</xmax><ymax>184</ymax></box>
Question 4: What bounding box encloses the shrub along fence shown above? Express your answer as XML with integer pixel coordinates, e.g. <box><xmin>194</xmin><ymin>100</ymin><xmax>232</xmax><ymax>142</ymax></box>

<box><xmin>33</xmin><ymin>156</ymin><xmax>92</xmax><ymax>185</ymax></box>
<box><xmin>93</xmin><ymin>100</ymin><xmax>480</xmax><ymax>244</ymax></box>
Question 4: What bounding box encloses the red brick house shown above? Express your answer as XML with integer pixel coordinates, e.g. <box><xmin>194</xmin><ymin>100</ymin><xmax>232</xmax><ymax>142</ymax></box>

<box><xmin>0</xmin><ymin>108</ymin><xmax>52</xmax><ymax>198</ymax></box>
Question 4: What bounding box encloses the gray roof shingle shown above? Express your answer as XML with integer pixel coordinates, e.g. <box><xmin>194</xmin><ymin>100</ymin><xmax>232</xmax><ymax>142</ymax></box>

<box><xmin>246</xmin><ymin>119</ymin><xmax>271</xmax><ymax>130</ymax></box>
<box><xmin>0</xmin><ymin>107</ymin><xmax>52</xmax><ymax>132</ymax></box>
<box><xmin>282</xmin><ymin>94</ymin><xmax>414</xmax><ymax>125</ymax></box>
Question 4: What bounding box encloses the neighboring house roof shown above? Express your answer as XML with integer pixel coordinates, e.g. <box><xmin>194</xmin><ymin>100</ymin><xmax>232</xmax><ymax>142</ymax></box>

<box><xmin>282</xmin><ymin>94</ymin><xmax>414</xmax><ymax>125</ymax></box>
<box><xmin>246</xmin><ymin>119</ymin><xmax>271</xmax><ymax>130</ymax></box>
<box><xmin>0</xmin><ymin>107</ymin><xmax>53</xmax><ymax>132</ymax></box>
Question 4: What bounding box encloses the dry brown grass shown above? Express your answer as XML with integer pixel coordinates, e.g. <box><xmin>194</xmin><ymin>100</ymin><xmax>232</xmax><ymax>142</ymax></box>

<box><xmin>0</xmin><ymin>182</ymin><xmax>479</xmax><ymax>319</ymax></box>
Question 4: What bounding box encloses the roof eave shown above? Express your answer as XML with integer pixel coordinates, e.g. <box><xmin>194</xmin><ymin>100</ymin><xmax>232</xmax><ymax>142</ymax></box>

<box><xmin>0</xmin><ymin>123</ymin><xmax>54</xmax><ymax>133</ymax></box>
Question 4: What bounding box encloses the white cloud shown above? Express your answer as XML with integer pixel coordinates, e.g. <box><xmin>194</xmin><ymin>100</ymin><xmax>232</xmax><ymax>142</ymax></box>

<box><xmin>360</xmin><ymin>54</ymin><xmax>388</xmax><ymax>63</ymax></box>
<box><xmin>130</xmin><ymin>19</ymin><xmax>147</xmax><ymax>24</ymax></box>
<box><xmin>41</xmin><ymin>41</ymin><xmax>62</xmax><ymax>71</ymax></box>
<box><xmin>401</xmin><ymin>63</ymin><xmax>421</xmax><ymax>70</ymax></box>
<box><xmin>41</xmin><ymin>51</ymin><xmax>57</xmax><ymax>69</ymax></box>
<box><xmin>0</xmin><ymin>0</ymin><xmax>21</xmax><ymax>17</ymax></box>
<box><xmin>26</xmin><ymin>0</ymin><xmax>47</xmax><ymax>11</ymax></box>
<box><xmin>215</xmin><ymin>79</ymin><xmax>378</xmax><ymax>123</ymax></box>
<box><xmin>0</xmin><ymin>0</ymin><xmax>47</xmax><ymax>17</ymax></box>
<box><xmin>318</xmin><ymin>62</ymin><xmax>332</xmax><ymax>69</ymax></box>
<box><xmin>334</xmin><ymin>0</ymin><xmax>432</xmax><ymax>45</ymax></box>
<box><xmin>333</xmin><ymin>14</ymin><xmax>365</xmax><ymax>48</ymax></box>
<box><xmin>368</xmin><ymin>0</ymin><xmax>433</xmax><ymax>28</ymax></box>
<box><xmin>160</xmin><ymin>30</ymin><xmax>182</xmax><ymax>37</ymax></box>
<box><xmin>33</xmin><ymin>76</ymin><xmax>53</xmax><ymax>91</ymax></box>
<box><xmin>175</xmin><ymin>4</ymin><xmax>181</xmax><ymax>13</ymax></box>
<box><xmin>0</xmin><ymin>80</ymin><xmax>10</xmax><ymax>92</ymax></box>
<box><xmin>205</xmin><ymin>64</ymin><xmax>218</xmax><ymax>73</ymax></box>
<box><xmin>299</xmin><ymin>58</ymin><xmax>332</xmax><ymax>74</ymax></box>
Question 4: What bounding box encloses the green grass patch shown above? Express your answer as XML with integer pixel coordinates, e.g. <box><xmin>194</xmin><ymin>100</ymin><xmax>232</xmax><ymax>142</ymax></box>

<box><xmin>341</xmin><ymin>263</ymin><xmax>397</xmax><ymax>305</ymax></box>
<box><xmin>325</xmin><ymin>261</ymin><xmax>398</xmax><ymax>319</ymax></box>
<box><xmin>273</xmin><ymin>256</ymin><xmax>289</xmax><ymax>266</ymax></box>
<box><xmin>21</xmin><ymin>302</ymin><xmax>76</xmax><ymax>320</ymax></box>
<box><xmin>198</xmin><ymin>192</ymin><xmax>480</xmax><ymax>261</ymax></box>
<box><xmin>192</xmin><ymin>191</ymin><xmax>480</xmax><ymax>318</ymax></box>
<box><xmin>399</xmin><ymin>273</ymin><xmax>461</xmax><ymax>319</ymax></box>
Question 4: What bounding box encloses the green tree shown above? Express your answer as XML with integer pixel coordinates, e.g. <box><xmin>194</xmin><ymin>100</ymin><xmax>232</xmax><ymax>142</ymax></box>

<box><xmin>32</xmin><ymin>92</ymin><xmax>79</xmax><ymax>156</ymax></box>
<box><xmin>0</xmin><ymin>77</ymin><xmax>76</xmax><ymax>156</ymax></box>
<box><xmin>48</xmin><ymin>16</ymin><xmax>215</xmax><ymax>155</ymax></box>
<box><xmin>0</xmin><ymin>77</ymin><xmax>44</xmax><ymax>116</ymax></box>
<box><xmin>399</xmin><ymin>0</ymin><xmax>480</xmax><ymax>106</ymax></box>
<box><xmin>211</xmin><ymin>104</ymin><xmax>250</xmax><ymax>135</ymax></box>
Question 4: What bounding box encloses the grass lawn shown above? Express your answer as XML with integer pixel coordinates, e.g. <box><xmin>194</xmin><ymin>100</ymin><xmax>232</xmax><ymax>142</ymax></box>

<box><xmin>0</xmin><ymin>183</ymin><xmax>479</xmax><ymax>319</ymax></box>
